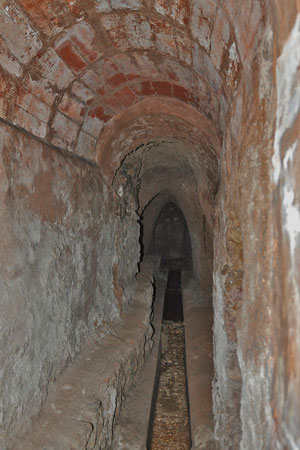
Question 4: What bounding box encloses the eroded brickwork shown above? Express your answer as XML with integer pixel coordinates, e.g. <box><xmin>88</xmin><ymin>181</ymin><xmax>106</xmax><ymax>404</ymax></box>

<box><xmin>0</xmin><ymin>1</ymin><xmax>299</xmax><ymax>449</ymax></box>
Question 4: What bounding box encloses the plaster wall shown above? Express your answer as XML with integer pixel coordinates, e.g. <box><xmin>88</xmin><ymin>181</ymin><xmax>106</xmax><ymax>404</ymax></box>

<box><xmin>0</xmin><ymin>0</ymin><xmax>299</xmax><ymax>448</ymax></box>
<box><xmin>0</xmin><ymin>122</ymin><xmax>139</xmax><ymax>446</ymax></box>
<box><xmin>213</xmin><ymin>8</ymin><xmax>300</xmax><ymax>450</ymax></box>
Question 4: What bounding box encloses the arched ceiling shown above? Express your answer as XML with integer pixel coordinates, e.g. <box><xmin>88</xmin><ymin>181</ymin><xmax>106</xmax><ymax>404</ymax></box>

<box><xmin>0</xmin><ymin>0</ymin><xmax>269</xmax><ymax>220</ymax></box>
<box><xmin>113</xmin><ymin>137</ymin><xmax>217</xmax><ymax>233</ymax></box>
<box><xmin>0</xmin><ymin>0</ymin><xmax>266</xmax><ymax>160</ymax></box>
<box><xmin>96</xmin><ymin>97</ymin><xmax>219</xmax><ymax>180</ymax></box>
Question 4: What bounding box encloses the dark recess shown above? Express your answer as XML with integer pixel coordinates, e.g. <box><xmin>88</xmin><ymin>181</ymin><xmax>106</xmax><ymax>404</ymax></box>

<box><xmin>163</xmin><ymin>270</ymin><xmax>184</xmax><ymax>322</ymax></box>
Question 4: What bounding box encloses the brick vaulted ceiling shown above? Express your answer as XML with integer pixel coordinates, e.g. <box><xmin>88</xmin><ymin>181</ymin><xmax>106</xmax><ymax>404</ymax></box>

<box><xmin>0</xmin><ymin>0</ymin><xmax>266</xmax><ymax>184</ymax></box>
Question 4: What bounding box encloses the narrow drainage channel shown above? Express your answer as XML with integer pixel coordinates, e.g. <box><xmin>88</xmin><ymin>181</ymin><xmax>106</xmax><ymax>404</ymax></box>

<box><xmin>148</xmin><ymin>270</ymin><xmax>191</xmax><ymax>449</ymax></box>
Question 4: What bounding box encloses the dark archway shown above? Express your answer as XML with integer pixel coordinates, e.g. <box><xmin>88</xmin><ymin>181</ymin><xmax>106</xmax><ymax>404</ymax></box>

<box><xmin>151</xmin><ymin>202</ymin><xmax>192</xmax><ymax>269</ymax></box>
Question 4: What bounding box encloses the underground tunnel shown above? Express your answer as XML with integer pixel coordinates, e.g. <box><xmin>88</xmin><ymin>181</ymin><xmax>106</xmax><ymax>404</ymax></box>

<box><xmin>0</xmin><ymin>1</ymin><xmax>300</xmax><ymax>449</ymax></box>
<box><xmin>147</xmin><ymin>202</ymin><xmax>191</xmax><ymax>448</ymax></box>
<box><xmin>110</xmin><ymin>140</ymin><xmax>215</xmax><ymax>448</ymax></box>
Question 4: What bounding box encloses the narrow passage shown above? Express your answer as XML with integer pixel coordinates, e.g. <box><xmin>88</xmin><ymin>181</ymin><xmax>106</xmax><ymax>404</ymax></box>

<box><xmin>149</xmin><ymin>270</ymin><xmax>191</xmax><ymax>449</ymax></box>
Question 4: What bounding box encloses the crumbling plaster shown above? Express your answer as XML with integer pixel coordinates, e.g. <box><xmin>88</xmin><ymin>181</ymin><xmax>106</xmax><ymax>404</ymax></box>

<box><xmin>0</xmin><ymin>121</ymin><xmax>139</xmax><ymax>446</ymax></box>
<box><xmin>0</xmin><ymin>0</ymin><xmax>299</xmax><ymax>448</ymax></box>
<box><xmin>213</xmin><ymin>7</ymin><xmax>300</xmax><ymax>450</ymax></box>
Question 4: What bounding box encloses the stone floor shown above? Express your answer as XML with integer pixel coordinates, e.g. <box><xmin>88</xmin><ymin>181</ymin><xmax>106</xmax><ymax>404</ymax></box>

<box><xmin>150</xmin><ymin>321</ymin><xmax>191</xmax><ymax>450</ymax></box>
<box><xmin>111</xmin><ymin>273</ymin><xmax>167</xmax><ymax>450</ymax></box>
<box><xmin>182</xmin><ymin>272</ymin><xmax>215</xmax><ymax>450</ymax></box>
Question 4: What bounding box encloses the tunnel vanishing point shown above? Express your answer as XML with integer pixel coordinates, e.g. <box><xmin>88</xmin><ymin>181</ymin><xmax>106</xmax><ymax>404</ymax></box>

<box><xmin>0</xmin><ymin>0</ymin><xmax>300</xmax><ymax>449</ymax></box>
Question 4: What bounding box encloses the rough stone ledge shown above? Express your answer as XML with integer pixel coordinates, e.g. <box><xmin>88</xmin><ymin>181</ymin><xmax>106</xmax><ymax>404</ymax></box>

<box><xmin>182</xmin><ymin>270</ymin><xmax>215</xmax><ymax>450</ymax></box>
<box><xmin>111</xmin><ymin>271</ymin><xmax>168</xmax><ymax>450</ymax></box>
<box><xmin>10</xmin><ymin>256</ymin><xmax>160</xmax><ymax>450</ymax></box>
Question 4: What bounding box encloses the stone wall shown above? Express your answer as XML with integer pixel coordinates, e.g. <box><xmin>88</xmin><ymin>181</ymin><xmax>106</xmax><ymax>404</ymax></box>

<box><xmin>11</xmin><ymin>256</ymin><xmax>159</xmax><ymax>450</ymax></box>
<box><xmin>0</xmin><ymin>121</ymin><xmax>140</xmax><ymax>447</ymax></box>
<box><xmin>212</xmin><ymin>4</ymin><xmax>276</xmax><ymax>446</ymax></box>
<box><xmin>269</xmin><ymin>13</ymin><xmax>300</xmax><ymax>449</ymax></box>
<box><xmin>0</xmin><ymin>1</ymin><xmax>299</xmax><ymax>449</ymax></box>
<box><xmin>213</xmin><ymin>6</ymin><xmax>300</xmax><ymax>450</ymax></box>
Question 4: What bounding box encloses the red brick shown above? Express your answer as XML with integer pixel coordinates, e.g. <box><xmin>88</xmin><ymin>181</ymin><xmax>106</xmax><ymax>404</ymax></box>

<box><xmin>107</xmin><ymin>73</ymin><xmax>127</xmax><ymax>88</ymax></box>
<box><xmin>58</xmin><ymin>94</ymin><xmax>85</xmax><ymax>123</ymax></box>
<box><xmin>68</xmin><ymin>22</ymin><xmax>100</xmax><ymax>63</ymax></box>
<box><xmin>19</xmin><ymin>0</ymin><xmax>84</xmax><ymax>37</ymax></box>
<box><xmin>190</xmin><ymin>0</ymin><xmax>216</xmax><ymax>51</ymax></box>
<box><xmin>23</xmin><ymin>75</ymin><xmax>56</xmax><ymax>107</ymax></box>
<box><xmin>16</xmin><ymin>89</ymin><xmax>51</xmax><ymax>123</ymax></box>
<box><xmin>75</xmin><ymin>130</ymin><xmax>97</xmax><ymax>160</ymax></box>
<box><xmin>55</xmin><ymin>38</ymin><xmax>87</xmax><ymax>73</ymax></box>
<box><xmin>176</xmin><ymin>28</ymin><xmax>192</xmax><ymax>65</ymax></box>
<box><xmin>126</xmin><ymin>73</ymin><xmax>141</xmax><ymax>81</ymax></box>
<box><xmin>89</xmin><ymin>106</ymin><xmax>111</xmax><ymax>122</ymax></box>
<box><xmin>118</xmin><ymin>85</ymin><xmax>138</xmax><ymax>108</ymax></box>
<box><xmin>173</xmin><ymin>0</ymin><xmax>190</xmax><ymax>26</ymax></box>
<box><xmin>154</xmin><ymin>0</ymin><xmax>189</xmax><ymax>26</ymax></box>
<box><xmin>94</xmin><ymin>57</ymin><xmax>119</xmax><ymax>80</ymax></box>
<box><xmin>133</xmin><ymin>52</ymin><xmax>159</xmax><ymax>77</ymax></box>
<box><xmin>52</xmin><ymin>111</ymin><xmax>79</xmax><ymax>145</ymax></box>
<box><xmin>105</xmin><ymin>93</ymin><xmax>123</xmax><ymax>109</ymax></box>
<box><xmin>71</xmin><ymin>81</ymin><xmax>94</xmax><ymax>103</ymax></box>
<box><xmin>37</xmin><ymin>49</ymin><xmax>74</xmax><ymax>90</ymax></box>
<box><xmin>154</xmin><ymin>0</ymin><xmax>170</xmax><ymax>16</ymax></box>
<box><xmin>0</xmin><ymin>71</ymin><xmax>15</xmax><ymax>119</ymax></box>
<box><xmin>173</xmin><ymin>85</ymin><xmax>190</xmax><ymax>103</ymax></box>
<box><xmin>0</xmin><ymin>6</ymin><xmax>42</xmax><ymax>64</ymax></box>
<box><xmin>65</xmin><ymin>0</ymin><xmax>84</xmax><ymax>16</ymax></box>
<box><xmin>18</xmin><ymin>0</ymin><xmax>54</xmax><ymax>35</ymax></box>
<box><xmin>113</xmin><ymin>53</ymin><xmax>139</xmax><ymax>77</ymax></box>
<box><xmin>0</xmin><ymin>36</ymin><xmax>23</xmax><ymax>77</ymax></box>
<box><xmin>106</xmin><ymin>86</ymin><xmax>137</xmax><ymax>109</ymax></box>
<box><xmin>130</xmin><ymin>85</ymin><xmax>141</xmax><ymax>97</ymax></box>
<box><xmin>13</xmin><ymin>105</ymin><xmax>47</xmax><ymax>138</ymax></box>
<box><xmin>98</xmin><ymin>86</ymin><xmax>107</xmax><ymax>96</ymax></box>
<box><xmin>96</xmin><ymin>0</ymin><xmax>111</xmax><ymax>12</ymax></box>
<box><xmin>81</xmin><ymin>70</ymin><xmax>103</xmax><ymax>93</ymax></box>
<box><xmin>152</xmin><ymin>81</ymin><xmax>173</xmax><ymax>97</ymax></box>
<box><xmin>141</xmin><ymin>80</ymin><xmax>155</xmax><ymax>96</ymax></box>
<box><xmin>101</xmin><ymin>13</ymin><xmax>153</xmax><ymax>52</ymax></box>
<box><xmin>110</xmin><ymin>0</ymin><xmax>141</xmax><ymax>9</ymax></box>
<box><xmin>0</xmin><ymin>96</ymin><xmax>9</xmax><ymax>120</ymax></box>
<box><xmin>131</xmin><ymin>80</ymin><xmax>155</xmax><ymax>97</ymax></box>
<box><xmin>82</xmin><ymin>115</ymin><xmax>104</xmax><ymax>137</ymax></box>
<box><xmin>167</xmin><ymin>70</ymin><xmax>180</xmax><ymax>82</ymax></box>
<box><xmin>150</xmin><ymin>16</ymin><xmax>177</xmax><ymax>57</ymax></box>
